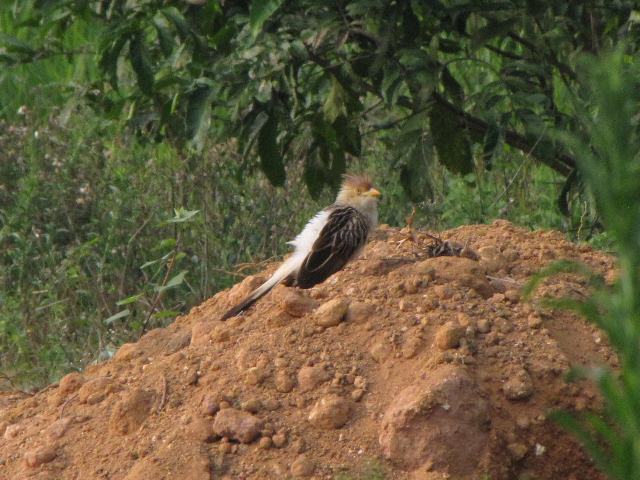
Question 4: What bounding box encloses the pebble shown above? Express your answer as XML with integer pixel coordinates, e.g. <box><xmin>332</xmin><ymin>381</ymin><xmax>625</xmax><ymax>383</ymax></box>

<box><xmin>201</xmin><ymin>394</ymin><xmax>220</xmax><ymax>416</ymax></box>
<box><xmin>346</xmin><ymin>302</ymin><xmax>374</xmax><ymax>323</ymax></box>
<box><xmin>240</xmin><ymin>398</ymin><xmax>262</xmax><ymax>413</ymax></box>
<box><xmin>370</xmin><ymin>340</ymin><xmax>392</xmax><ymax>363</ymax></box>
<box><xmin>527</xmin><ymin>314</ymin><xmax>542</xmax><ymax>329</ymax></box>
<box><xmin>297</xmin><ymin>365</ymin><xmax>329</xmax><ymax>392</ymax></box>
<box><xmin>434</xmin><ymin>322</ymin><xmax>465</xmax><ymax>350</ymax></box>
<box><xmin>503</xmin><ymin>370</ymin><xmax>534</xmax><ymax>400</ymax></box>
<box><xmin>308</xmin><ymin>394</ymin><xmax>352</xmax><ymax>429</ymax></box>
<box><xmin>507</xmin><ymin>442</ymin><xmax>528</xmax><ymax>460</ymax></box>
<box><xmin>402</xmin><ymin>335</ymin><xmax>423</xmax><ymax>359</ymax></box>
<box><xmin>315</xmin><ymin>298</ymin><xmax>350</xmax><ymax>327</ymax></box>
<box><xmin>291</xmin><ymin>454</ymin><xmax>315</xmax><ymax>477</ymax></box>
<box><xmin>477</xmin><ymin>318</ymin><xmax>492</xmax><ymax>333</ymax></box>
<box><xmin>275</xmin><ymin>370</ymin><xmax>296</xmax><ymax>393</ymax></box>
<box><xmin>25</xmin><ymin>446</ymin><xmax>57</xmax><ymax>468</ymax></box>
<box><xmin>259</xmin><ymin>437</ymin><xmax>273</xmax><ymax>450</ymax></box>
<box><xmin>212</xmin><ymin>408</ymin><xmax>264</xmax><ymax>443</ymax></box>
<box><xmin>281</xmin><ymin>291</ymin><xmax>319</xmax><ymax>317</ymax></box>
<box><xmin>272</xmin><ymin>431</ymin><xmax>287</xmax><ymax>448</ymax></box>
<box><xmin>46</xmin><ymin>417</ymin><xmax>72</xmax><ymax>440</ymax></box>
<box><xmin>351</xmin><ymin>388</ymin><xmax>365</xmax><ymax>402</ymax></box>
<box><xmin>4</xmin><ymin>424</ymin><xmax>21</xmax><ymax>440</ymax></box>
<box><xmin>245</xmin><ymin>366</ymin><xmax>268</xmax><ymax>386</ymax></box>
<box><xmin>433</xmin><ymin>285</ymin><xmax>454</xmax><ymax>300</ymax></box>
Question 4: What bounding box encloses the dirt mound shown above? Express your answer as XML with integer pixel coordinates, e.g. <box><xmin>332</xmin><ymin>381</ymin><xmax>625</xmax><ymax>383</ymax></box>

<box><xmin>0</xmin><ymin>221</ymin><xmax>616</xmax><ymax>479</ymax></box>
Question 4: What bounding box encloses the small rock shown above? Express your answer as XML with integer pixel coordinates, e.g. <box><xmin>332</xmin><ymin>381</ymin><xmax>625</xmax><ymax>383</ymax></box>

<box><xmin>297</xmin><ymin>365</ymin><xmax>329</xmax><ymax>392</ymax></box>
<box><xmin>527</xmin><ymin>314</ymin><xmax>542</xmax><ymax>329</ymax></box>
<box><xmin>433</xmin><ymin>285</ymin><xmax>454</xmax><ymax>300</ymax></box>
<box><xmin>46</xmin><ymin>417</ymin><xmax>72</xmax><ymax>440</ymax></box>
<box><xmin>346</xmin><ymin>302</ymin><xmax>375</xmax><ymax>323</ymax></box>
<box><xmin>351</xmin><ymin>388</ymin><xmax>365</xmax><ymax>402</ymax></box>
<box><xmin>370</xmin><ymin>339</ymin><xmax>392</xmax><ymax>363</ymax></box>
<box><xmin>272</xmin><ymin>431</ymin><xmax>287</xmax><ymax>448</ymax></box>
<box><xmin>315</xmin><ymin>298</ymin><xmax>350</xmax><ymax>327</ymax></box>
<box><xmin>507</xmin><ymin>442</ymin><xmax>528</xmax><ymax>461</ymax></box>
<box><xmin>241</xmin><ymin>398</ymin><xmax>262</xmax><ymax>413</ymax></box>
<box><xmin>212</xmin><ymin>408</ymin><xmax>263</xmax><ymax>443</ymax></box>
<box><xmin>275</xmin><ymin>370</ymin><xmax>296</xmax><ymax>393</ymax></box>
<box><xmin>281</xmin><ymin>290</ymin><xmax>319</xmax><ymax>317</ymax></box>
<box><xmin>476</xmin><ymin>319</ymin><xmax>491</xmax><ymax>333</ymax></box>
<box><xmin>259</xmin><ymin>437</ymin><xmax>273</xmax><ymax>450</ymax></box>
<box><xmin>201</xmin><ymin>394</ymin><xmax>220</xmax><ymax>416</ymax></box>
<box><xmin>353</xmin><ymin>376</ymin><xmax>367</xmax><ymax>389</ymax></box>
<box><xmin>291</xmin><ymin>454</ymin><xmax>315</xmax><ymax>477</ymax></box>
<box><xmin>78</xmin><ymin>377</ymin><xmax>121</xmax><ymax>405</ymax></box>
<box><xmin>434</xmin><ymin>322</ymin><xmax>464</xmax><ymax>350</ymax></box>
<box><xmin>308</xmin><ymin>394</ymin><xmax>352</xmax><ymax>429</ymax></box>
<box><xmin>505</xmin><ymin>289</ymin><xmax>521</xmax><ymax>303</ymax></box>
<box><xmin>245</xmin><ymin>366</ymin><xmax>268</xmax><ymax>386</ymax></box>
<box><xmin>402</xmin><ymin>335</ymin><xmax>423</xmax><ymax>359</ymax></box>
<box><xmin>503</xmin><ymin>370</ymin><xmax>534</xmax><ymax>400</ymax></box>
<box><xmin>262</xmin><ymin>398</ymin><xmax>280</xmax><ymax>411</ymax></box>
<box><xmin>3</xmin><ymin>423</ymin><xmax>21</xmax><ymax>440</ymax></box>
<box><xmin>25</xmin><ymin>446</ymin><xmax>57</xmax><ymax>468</ymax></box>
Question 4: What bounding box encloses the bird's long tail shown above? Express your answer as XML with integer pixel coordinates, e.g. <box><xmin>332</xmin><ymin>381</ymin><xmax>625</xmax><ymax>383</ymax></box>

<box><xmin>220</xmin><ymin>255</ymin><xmax>301</xmax><ymax>320</ymax></box>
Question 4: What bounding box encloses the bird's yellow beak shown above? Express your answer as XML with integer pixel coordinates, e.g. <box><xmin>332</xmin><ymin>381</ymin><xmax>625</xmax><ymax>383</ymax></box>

<box><xmin>366</xmin><ymin>188</ymin><xmax>381</xmax><ymax>198</ymax></box>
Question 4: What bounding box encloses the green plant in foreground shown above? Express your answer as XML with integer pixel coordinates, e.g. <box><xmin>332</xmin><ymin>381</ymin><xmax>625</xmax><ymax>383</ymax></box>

<box><xmin>526</xmin><ymin>49</ymin><xmax>640</xmax><ymax>479</ymax></box>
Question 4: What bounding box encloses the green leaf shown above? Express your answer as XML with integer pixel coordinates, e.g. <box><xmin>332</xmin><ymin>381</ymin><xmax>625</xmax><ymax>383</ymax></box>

<box><xmin>257</xmin><ymin>114</ymin><xmax>285</xmax><ymax>186</ymax></box>
<box><xmin>129</xmin><ymin>31</ymin><xmax>155</xmax><ymax>95</ymax></box>
<box><xmin>249</xmin><ymin>0</ymin><xmax>284</xmax><ymax>38</ymax></box>
<box><xmin>116</xmin><ymin>294</ymin><xmax>144</xmax><ymax>306</ymax></box>
<box><xmin>185</xmin><ymin>84</ymin><xmax>213</xmax><ymax>147</ymax></box>
<box><xmin>323</xmin><ymin>76</ymin><xmax>347</xmax><ymax>123</ymax></box>
<box><xmin>0</xmin><ymin>33</ymin><xmax>36</xmax><ymax>55</ymax></box>
<box><xmin>242</xmin><ymin>110</ymin><xmax>269</xmax><ymax>157</ymax></box>
<box><xmin>162</xmin><ymin>7</ymin><xmax>191</xmax><ymax>39</ymax></box>
<box><xmin>168</xmin><ymin>208</ymin><xmax>200</xmax><ymax>223</ymax></box>
<box><xmin>104</xmin><ymin>309</ymin><xmax>130</xmax><ymax>324</ymax></box>
<box><xmin>429</xmin><ymin>102</ymin><xmax>473</xmax><ymax>175</ymax></box>
<box><xmin>153</xmin><ymin>16</ymin><xmax>175</xmax><ymax>56</ymax></box>
<box><xmin>156</xmin><ymin>270</ymin><xmax>188</xmax><ymax>293</ymax></box>
<box><xmin>472</xmin><ymin>18</ymin><xmax>517</xmax><ymax>47</ymax></box>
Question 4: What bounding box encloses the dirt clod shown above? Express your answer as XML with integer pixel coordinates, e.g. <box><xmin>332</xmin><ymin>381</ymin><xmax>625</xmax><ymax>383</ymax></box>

<box><xmin>308</xmin><ymin>394</ymin><xmax>352</xmax><ymax>429</ymax></box>
<box><xmin>212</xmin><ymin>408</ymin><xmax>263</xmax><ymax>443</ymax></box>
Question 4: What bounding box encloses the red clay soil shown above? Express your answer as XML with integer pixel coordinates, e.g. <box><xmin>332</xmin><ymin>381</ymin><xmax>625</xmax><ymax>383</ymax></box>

<box><xmin>0</xmin><ymin>221</ymin><xmax>617</xmax><ymax>480</ymax></box>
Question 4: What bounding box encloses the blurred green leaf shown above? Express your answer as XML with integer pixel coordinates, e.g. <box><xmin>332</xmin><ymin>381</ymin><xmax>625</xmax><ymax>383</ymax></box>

<box><xmin>104</xmin><ymin>309</ymin><xmax>130</xmax><ymax>324</ymax></box>
<box><xmin>250</xmin><ymin>0</ymin><xmax>284</xmax><ymax>37</ymax></box>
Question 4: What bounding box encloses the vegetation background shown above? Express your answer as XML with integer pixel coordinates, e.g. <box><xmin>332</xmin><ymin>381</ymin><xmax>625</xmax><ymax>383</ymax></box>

<box><xmin>2</xmin><ymin>1</ymin><xmax>640</xmax><ymax>478</ymax></box>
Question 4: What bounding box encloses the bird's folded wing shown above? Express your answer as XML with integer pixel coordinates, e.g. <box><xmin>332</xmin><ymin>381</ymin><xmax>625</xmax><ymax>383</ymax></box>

<box><xmin>296</xmin><ymin>206</ymin><xmax>369</xmax><ymax>288</ymax></box>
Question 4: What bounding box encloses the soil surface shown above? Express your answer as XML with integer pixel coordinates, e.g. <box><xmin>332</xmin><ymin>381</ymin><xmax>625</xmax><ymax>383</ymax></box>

<box><xmin>0</xmin><ymin>221</ymin><xmax>617</xmax><ymax>480</ymax></box>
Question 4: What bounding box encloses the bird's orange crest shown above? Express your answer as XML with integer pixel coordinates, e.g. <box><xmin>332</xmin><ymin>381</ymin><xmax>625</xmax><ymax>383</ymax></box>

<box><xmin>341</xmin><ymin>173</ymin><xmax>374</xmax><ymax>192</ymax></box>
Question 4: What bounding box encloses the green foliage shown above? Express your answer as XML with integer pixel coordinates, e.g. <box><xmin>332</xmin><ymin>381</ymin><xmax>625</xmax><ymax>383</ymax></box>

<box><xmin>3</xmin><ymin>0</ymin><xmax>638</xmax><ymax>206</ymax></box>
<box><xmin>525</xmin><ymin>50</ymin><xmax>640</xmax><ymax>480</ymax></box>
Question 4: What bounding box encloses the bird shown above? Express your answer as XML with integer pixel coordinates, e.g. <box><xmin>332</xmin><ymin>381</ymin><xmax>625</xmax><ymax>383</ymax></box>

<box><xmin>221</xmin><ymin>174</ymin><xmax>381</xmax><ymax>320</ymax></box>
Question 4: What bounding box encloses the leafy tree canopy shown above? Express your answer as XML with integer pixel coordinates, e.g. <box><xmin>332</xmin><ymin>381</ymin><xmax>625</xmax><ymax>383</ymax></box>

<box><xmin>2</xmin><ymin>0</ymin><xmax>639</xmax><ymax>205</ymax></box>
